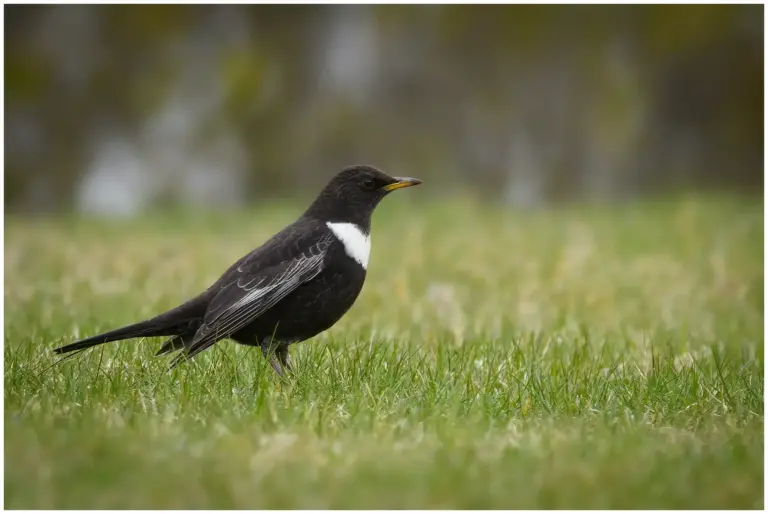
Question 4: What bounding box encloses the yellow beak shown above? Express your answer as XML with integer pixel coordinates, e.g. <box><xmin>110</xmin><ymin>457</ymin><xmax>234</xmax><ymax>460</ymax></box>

<box><xmin>382</xmin><ymin>177</ymin><xmax>423</xmax><ymax>192</ymax></box>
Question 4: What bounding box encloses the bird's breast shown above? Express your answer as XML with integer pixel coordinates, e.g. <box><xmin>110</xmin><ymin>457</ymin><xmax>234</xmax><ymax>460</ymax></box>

<box><xmin>326</xmin><ymin>221</ymin><xmax>370</xmax><ymax>269</ymax></box>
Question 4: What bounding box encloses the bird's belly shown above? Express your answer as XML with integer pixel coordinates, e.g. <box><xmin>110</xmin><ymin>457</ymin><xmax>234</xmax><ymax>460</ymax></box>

<box><xmin>234</xmin><ymin>261</ymin><xmax>366</xmax><ymax>345</ymax></box>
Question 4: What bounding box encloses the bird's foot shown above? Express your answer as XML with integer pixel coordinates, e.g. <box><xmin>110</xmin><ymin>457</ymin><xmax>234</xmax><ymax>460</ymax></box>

<box><xmin>269</xmin><ymin>357</ymin><xmax>284</xmax><ymax>377</ymax></box>
<box><xmin>262</xmin><ymin>345</ymin><xmax>292</xmax><ymax>377</ymax></box>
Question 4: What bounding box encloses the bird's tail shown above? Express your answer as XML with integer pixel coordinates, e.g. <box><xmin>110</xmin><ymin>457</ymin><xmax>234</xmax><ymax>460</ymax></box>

<box><xmin>154</xmin><ymin>332</ymin><xmax>194</xmax><ymax>356</ymax></box>
<box><xmin>53</xmin><ymin>319</ymin><xmax>188</xmax><ymax>354</ymax></box>
<box><xmin>53</xmin><ymin>295</ymin><xmax>208</xmax><ymax>355</ymax></box>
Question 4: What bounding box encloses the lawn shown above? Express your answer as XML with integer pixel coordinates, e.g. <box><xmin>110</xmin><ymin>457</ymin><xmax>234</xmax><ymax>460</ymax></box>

<box><xmin>4</xmin><ymin>195</ymin><xmax>764</xmax><ymax>508</ymax></box>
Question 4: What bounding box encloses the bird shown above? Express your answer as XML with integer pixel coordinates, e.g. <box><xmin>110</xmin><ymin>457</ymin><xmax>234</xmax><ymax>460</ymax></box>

<box><xmin>53</xmin><ymin>165</ymin><xmax>421</xmax><ymax>375</ymax></box>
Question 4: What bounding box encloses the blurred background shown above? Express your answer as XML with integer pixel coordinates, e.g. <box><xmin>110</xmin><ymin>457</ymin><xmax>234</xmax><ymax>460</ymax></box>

<box><xmin>5</xmin><ymin>4</ymin><xmax>763</xmax><ymax>216</ymax></box>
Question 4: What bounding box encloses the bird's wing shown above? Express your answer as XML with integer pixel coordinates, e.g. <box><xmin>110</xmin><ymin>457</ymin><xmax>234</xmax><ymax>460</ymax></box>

<box><xmin>168</xmin><ymin>232</ymin><xmax>333</xmax><ymax>368</ymax></box>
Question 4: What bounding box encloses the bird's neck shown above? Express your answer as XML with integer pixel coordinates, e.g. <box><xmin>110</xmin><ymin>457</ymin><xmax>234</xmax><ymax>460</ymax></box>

<box><xmin>303</xmin><ymin>199</ymin><xmax>372</xmax><ymax>233</ymax></box>
<box><xmin>312</xmin><ymin>213</ymin><xmax>371</xmax><ymax>234</ymax></box>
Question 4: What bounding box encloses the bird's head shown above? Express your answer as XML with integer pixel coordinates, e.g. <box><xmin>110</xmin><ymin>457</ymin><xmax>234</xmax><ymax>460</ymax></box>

<box><xmin>305</xmin><ymin>165</ymin><xmax>422</xmax><ymax>228</ymax></box>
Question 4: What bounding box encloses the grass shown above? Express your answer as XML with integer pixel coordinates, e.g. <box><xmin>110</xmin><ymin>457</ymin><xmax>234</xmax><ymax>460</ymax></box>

<box><xmin>4</xmin><ymin>195</ymin><xmax>764</xmax><ymax>508</ymax></box>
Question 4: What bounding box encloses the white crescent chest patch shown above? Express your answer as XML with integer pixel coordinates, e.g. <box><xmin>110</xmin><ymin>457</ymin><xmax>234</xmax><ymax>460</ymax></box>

<box><xmin>326</xmin><ymin>222</ymin><xmax>370</xmax><ymax>269</ymax></box>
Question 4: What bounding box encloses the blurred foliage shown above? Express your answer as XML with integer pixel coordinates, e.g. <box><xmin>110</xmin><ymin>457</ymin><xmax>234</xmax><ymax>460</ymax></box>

<box><xmin>4</xmin><ymin>5</ymin><xmax>763</xmax><ymax>213</ymax></box>
<box><xmin>4</xmin><ymin>197</ymin><xmax>763</xmax><ymax>507</ymax></box>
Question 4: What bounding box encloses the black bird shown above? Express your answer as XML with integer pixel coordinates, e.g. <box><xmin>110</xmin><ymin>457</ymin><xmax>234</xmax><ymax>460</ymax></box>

<box><xmin>53</xmin><ymin>165</ymin><xmax>421</xmax><ymax>375</ymax></box>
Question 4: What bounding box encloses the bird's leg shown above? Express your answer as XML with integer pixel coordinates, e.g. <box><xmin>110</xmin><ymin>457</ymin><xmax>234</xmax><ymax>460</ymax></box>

<box><xmin>276</xmin><ymin>345</ymin><xmax>292</xmax><ymax>373</ymax></box>
<box><xmin>261</xmin><ymin>344</ymin><xmax>293</xmax><ymax>376</ymax></box>
<box><xmin>261</xmin><ymin>344</ymin><xmax>284</xmax><ymax>376</ymax></box>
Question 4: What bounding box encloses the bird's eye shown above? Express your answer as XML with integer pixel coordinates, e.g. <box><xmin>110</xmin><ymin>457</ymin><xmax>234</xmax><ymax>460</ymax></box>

<box><xmin>363</xmin><ymin>179</ymin><xmax>376</xmax><ymax>190</ymax></box>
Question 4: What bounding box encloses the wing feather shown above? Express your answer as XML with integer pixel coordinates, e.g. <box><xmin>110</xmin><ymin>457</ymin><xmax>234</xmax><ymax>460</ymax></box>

<box><xmin>168</xmin><ymin>234</ymin><xmax>332</xmax><ymax>368</ymax></box>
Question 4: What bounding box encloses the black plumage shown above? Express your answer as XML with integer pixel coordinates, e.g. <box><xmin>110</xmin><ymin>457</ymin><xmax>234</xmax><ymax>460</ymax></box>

<box><xmin>53</xmin><ymin>165</ymin><xmax>421</xmax><ymax>375</ymax></box>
